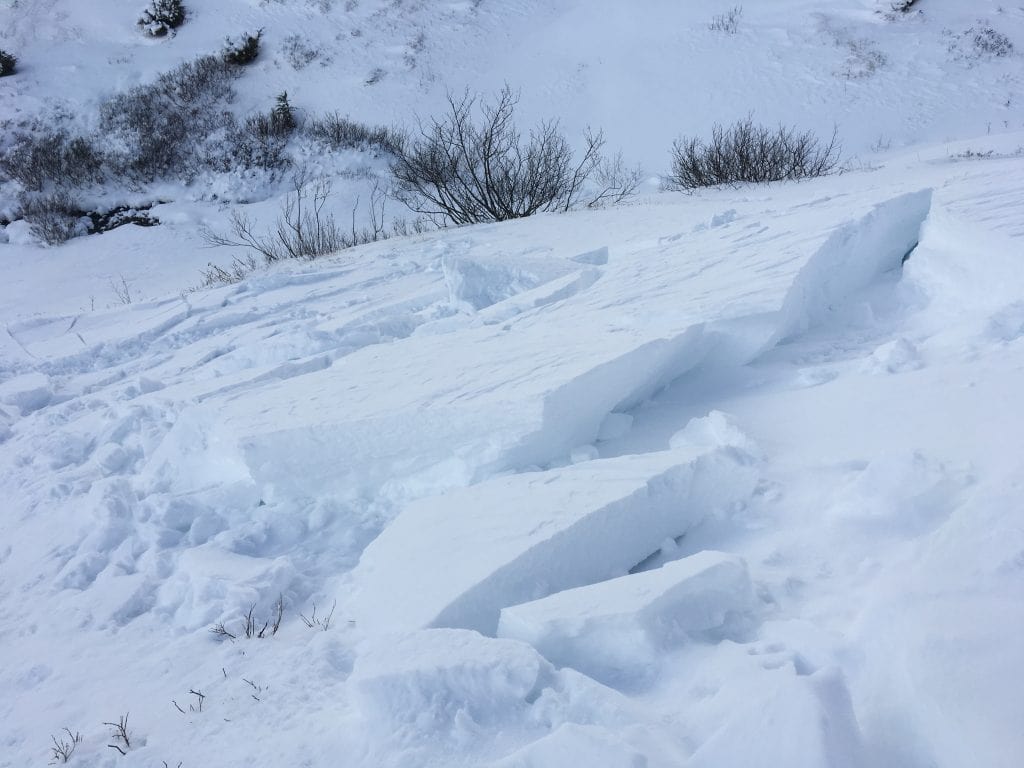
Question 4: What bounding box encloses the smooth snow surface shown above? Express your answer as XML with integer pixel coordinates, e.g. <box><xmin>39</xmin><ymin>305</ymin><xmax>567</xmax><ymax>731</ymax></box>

<box><xmin>2</xmin><ymin>1</ymin><xmax>1024</xmax><ymax>767</ymax></box>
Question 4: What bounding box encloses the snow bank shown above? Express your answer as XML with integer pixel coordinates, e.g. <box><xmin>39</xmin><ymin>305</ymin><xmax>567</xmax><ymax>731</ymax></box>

<box><xmin>347</xmin><ymin>448</ymin><xmax>759</xmax><ymax>636</ymax></box>
<box><xmin>687</xmin><ymin>667</ymin><xmax>864</xmax><ymax>768</ymax></box>
<box><xmin>497</xmin><ymin>551</ymin><xmax>756</xmax><ymax>687</ymax></box>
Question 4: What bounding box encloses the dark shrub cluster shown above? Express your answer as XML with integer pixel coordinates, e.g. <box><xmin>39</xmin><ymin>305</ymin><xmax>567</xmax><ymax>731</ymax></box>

<box><xmin>99</xmin><ymin>54</ymin><xmax>239</xmax><ymax>181</ymax></box>
<box><xmin>223</xmin><ymin>30</ymin><xmax>263</xmax><ymax>66</ymax></box>
<box><xmin>224</xmin><ymin>94</ymin><xmax>297</xmax><ymax>171</ymax></box>
<box><xmin>19</xmin><ymin>192</ymin><xmax>86</xmax><ymax>245</ymax></box>
<box><xmin>0</xmin><ymin>129</ymin><xmax>104</xmax><ymax>191</ymax></box>
<box><xmin>308</xmin><ymin>111</ymin><xmax>403</xmax><ymax>155</ymax></box>
<box><xmin>945</xmin><ymin>21</ymin><xmax>1014</xmax><ymax>63</ymax></box>
<box><xmin>139</xmin><ymin>0</ymin><xmax>186</xmax><ymax>37</ymax></box>
<box><xmin>0</xmin><ymin>49</ymin><xmax>16</xmax><ymax>77</ymax></box>
<box><xmin>664</xmin><ymin>117</ymin><xmax>840</xmax><ymax>190</ymax></box>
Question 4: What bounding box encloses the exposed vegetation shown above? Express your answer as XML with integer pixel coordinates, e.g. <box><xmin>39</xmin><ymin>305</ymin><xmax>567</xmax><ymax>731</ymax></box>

<box><xmin>665</xmin><ymin>117</ymin><xmax>840</xmax><ymax>190</ymax></box>
<box><xmin>138</xmin><ymin>0</ymin><xmax>186</xmax><ymax>37</ymax></box>
<box><xmin>391</xmin><ymin>86</ymin><xmax>638</xmax><ymax>225</ymax></box>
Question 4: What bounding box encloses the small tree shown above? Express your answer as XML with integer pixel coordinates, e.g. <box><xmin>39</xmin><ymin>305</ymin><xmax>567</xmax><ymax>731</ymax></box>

<box><xmin>271</xmin><ymin>91</ymin><xmax>297</xmax><ymax>135</ymax></box>
<box><xmin>391</xmin><ymin>86</ymin><xmax>620</xmax><ymax>226</ymax></box>
<box><xmin>0</xmin><ymin>49</ymin><xmax>16</xmax><ymax>77</ymax></box>
<box><xmin>138</xmin><ymin>0</ymin><xmax>186</xmax><ymax>37</ymax></box>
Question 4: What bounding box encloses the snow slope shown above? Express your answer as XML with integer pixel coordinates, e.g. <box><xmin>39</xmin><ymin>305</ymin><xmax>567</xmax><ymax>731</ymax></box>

<box><xmin>1</xmin><ymin>1</ymin><xmax>1024</xmax><ymax>767</ymax></box>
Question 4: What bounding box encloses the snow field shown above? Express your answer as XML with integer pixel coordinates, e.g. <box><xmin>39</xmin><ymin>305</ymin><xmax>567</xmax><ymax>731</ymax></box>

<box><xmin>2</xmin><ymin>0</ymin><xmax>1024</xmax><ymax>760</ymax></box>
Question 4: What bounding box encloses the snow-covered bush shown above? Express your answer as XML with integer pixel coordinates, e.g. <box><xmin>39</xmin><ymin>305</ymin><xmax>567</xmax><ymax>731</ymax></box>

<box><xmin>19</xmin><ymin>191</ymin><xmax>85</xmax><ymax>245</ymax></box>
<box><xmin>709</xmin><ymin>6</ymin><xmax>743</xmax><ymax>34</ymax></box>
<box><xmin>281</xmin><ymin>33</ymin><xmax>322</xmax><ymax>70</ymax></box>
<box><xmin>138</xmin><ymin>0</ymin><xmax>186</xmax><ymax>37</ymax></box>
<box><xmin>271</xmin><ymin>91</ymin><xmax>297</xmax><ymax>135</ymax></box>
<box><xmin>0</xmin><ymin>49</ymin><xmax>16</xmax><ymax>77</ymax></box>
<box><xmin>308</xmin><ymin>111</ymin><xmax>402</xmax><ymax>155</ymax></box>
<box><xmin>223</xmin><ymin>29</ymin><xmax>262</xmax><ymax>66</ymax></box>
<box><xmin>222</xmin><ymin>94</ymin><xmax>297</xmax><ymax>172</ymax></box>
<box><xmin>0</xmin><ymin>129</ymin><xmax>103</xmax><ymax>191</ymax></box>
<box><xmin>946</xmin><ymin>22</ymin><xmax>1014</xmax><ymax>64</ymax></box>
<box><xmin>889</xmin><ymin>0</ymin><xmax>922</xmax><ymax>13</ymax></box>
<box><xmin>665</xmin><ymin>117</ymin><xmax>840</xmax><ymax>190</ymax></box>
<box><xmin>391</xmin><ymin>86</ymin><xmax>624</xmax><ymax>225</ymax></box>
<box><xmin>99</xmin><ymin>54</ymin><xmax>239</xmax><ymax>181</ymax></box>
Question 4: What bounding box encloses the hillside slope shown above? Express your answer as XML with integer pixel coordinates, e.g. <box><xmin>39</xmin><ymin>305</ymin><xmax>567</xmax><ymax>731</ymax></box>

<box><xmin>1</xmin><ymin>1</ymin><xmax>1023</xmax><ymax>767</ymax></box>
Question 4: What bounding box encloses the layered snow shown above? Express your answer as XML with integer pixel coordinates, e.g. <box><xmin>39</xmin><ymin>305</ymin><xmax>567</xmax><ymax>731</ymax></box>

<box><xmin>497</xmin><ymin>551</ymin><xmax>757</xmax><ymax>687</ymax></box>
<box><xmin>2</xmin><ymin>1</ymin><xmax>1024</xmax><ymax>767</ymax></box>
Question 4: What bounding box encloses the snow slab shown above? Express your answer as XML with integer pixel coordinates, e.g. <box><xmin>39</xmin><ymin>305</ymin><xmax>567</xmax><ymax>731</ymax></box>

<box><xmin>350</xmin><ymin>629</ymin><xmax>555</xmax><ymax>736</ymax></box>
<box><xmin>158</xmin><ymin>189</ymin><xmax>933</xmax><ymax>501</ymax></box>
<box><xmin>347</xmin><ymin>448</ymin><xmax>758</xmax><ymax>636</ymax></box>
<box><xmin>497</xmin><ymin>550</ymin><xmax>756</xmax><ymax>687</ymax></box>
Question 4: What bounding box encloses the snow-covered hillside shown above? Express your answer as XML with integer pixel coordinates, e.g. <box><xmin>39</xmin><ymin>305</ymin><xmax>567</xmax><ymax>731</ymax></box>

<box><xmin>1</xmin><ymin>1</ymin><xmax>1023</xmax><ymax>767</ymax></box>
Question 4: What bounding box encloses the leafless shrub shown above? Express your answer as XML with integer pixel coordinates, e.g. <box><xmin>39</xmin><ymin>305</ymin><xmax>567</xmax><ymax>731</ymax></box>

<box><xmin>709</xmin><ymin>6</ymin><xmax>743</xmax><ymax>34</ymax></box>
<box><xmin>281</xmin><ymin>34</ymin><xmax>321</xmax><ymax>69</ymax></box>
<box><xmin>0</xmin><ymin>130</ymin><xmax>104</xmax><ymax>192</ymax></box>
<box><xmin>20</xmin><ymin>192</ymin><xmax>85</xmax><ymax>245</ymax></box>
<box><xmin>300</xmin><ymin>599</ymin><xmax>336</xmax><ymax>631</ymax></box>
<box><xmin>587</xmin><ymin>153</ymin><xmax>644</xmax><ymax>208</ymax></box>
<box><xmin>48</xmin><ymin>728</ymin><xmax>82</xmax><ymax>764</ymax></box>
<box><xmin>110</xmin><ymin>275</ymin><xmax>134</xmax><ymax>305</ymax></box>
<box><xmin>665</xmin><ymin>117</ymin><xmax>840</xmax><ymax>190</ymax></box>
<box><xmin>946</xmin><ymin>22</ymin><xmax>1014</xmax><ymax>64</ymax></box>
<box><xmin>308</xmin><ymin>112</ymin><xmax>403</xmax><ymax>155</ymax></box>
<box><xmin>838</xmin><ymin>38</ymin><xmax>888</xmax><ymax>79</ymax></box>
<box><xmin>100</xmin><ymin>54</ymin><xmax>239</xmax><ymax>181</ymax></box>
<box><xmin>209</xmin><ymin>622</ymin><xmax>236</xmax><ymax>640</ymax></box>
<box><xmin>391</xmin><ymin>86</ymin><xmax>631</xmax><ymax>225</ymax></box>
<box><xmin>104</xmin><ymin>713</ymin><xmax>132</xmax><ymax>755</ymax></box>
<box><xmin>208</xmin><ymin>594</ymin><xmax>285</xmax><ymax>639</ymax></box>
<box><xmin>389</xmin><ymin>216</ymin><xmax>433</xmax><ymax>236</ymax></box>
<box><xmin>202</xmin><ymin>170</ymin><xmax>389</xmax><ymax>275</ymax></box>
<box><xmin>198</xmin><ymin>253</ymin><xmax>260</xmax><ymax>287</ymax></box>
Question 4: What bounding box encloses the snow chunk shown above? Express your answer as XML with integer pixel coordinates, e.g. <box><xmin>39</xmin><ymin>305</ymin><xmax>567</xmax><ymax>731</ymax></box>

<box><xmin>350</xmin><ymin>629</ymin><xmax>554</xmax><ymax>736</ymax></box>
<box><xmin>0</xmin><ymin>372</ymin><xmax>53</xmax><ymax>415</ymax></box>
<box><xmin>669</xmin><ymin>410</ymin><xmax>760</xmax><ymax>456</ymax></box>
<box><xmin>862</xmin><ymin>337</ymin><xmax>923</xmax><ymax>374</ymax></box>
<box><xmin>347</xmin><ymin>447</ymin><xmax>758</xmax><ymax>636</ymax></box>
<box><xmin>597</xmin><ymin>411</ymin><xmax>633</xmax><ymax>441</ymax></box>
<box><xmin>497</xmin><ymin>551</ymin><xmax>755</xmax><ymax>688</ymax></box>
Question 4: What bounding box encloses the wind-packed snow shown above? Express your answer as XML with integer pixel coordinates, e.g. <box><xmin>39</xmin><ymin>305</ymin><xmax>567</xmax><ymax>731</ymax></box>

<box><xmin>2</xmin><ymin>1</ymin><xmax>1024</xmax><ymax>767</ymax></box>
